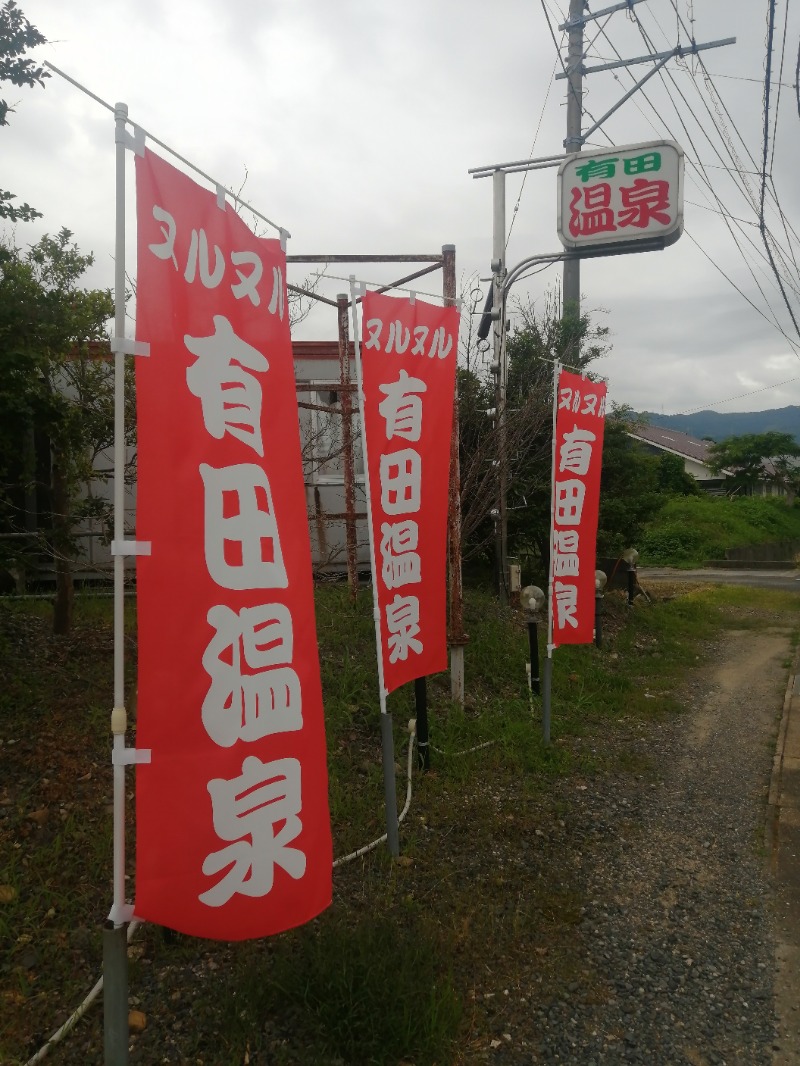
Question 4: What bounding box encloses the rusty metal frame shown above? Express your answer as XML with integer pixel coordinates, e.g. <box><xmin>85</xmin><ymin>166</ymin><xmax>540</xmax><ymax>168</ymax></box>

<box><xmin>288</xmin><ymin>249</ymin><xmax>466</xmax><ymax>674</ymax></box>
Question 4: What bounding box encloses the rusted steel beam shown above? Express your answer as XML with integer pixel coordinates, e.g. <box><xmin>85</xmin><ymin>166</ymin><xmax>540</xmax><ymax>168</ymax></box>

<box><xmin>372</xmin><ymin>262</ymin><xmax>442</xmax><ymax>295</ymax></box>
<box><xmin>296</xmin><ymin>400</ymin><xmax>340</xmax><ymax>413</ymax></box>
<box><xmin>338</xmin><ymin>292</ymin><xmax>360</xmax><ymax>602</ymax></box>
<box><xmin>286</xmin><ymin>283</ymin><xmax>339</xmax><ymax>308</ymax></box>
<box><xmin>295</xmin><ymin>382</ymin><xmax>357</xmax><ymax>393</ymax></box>
<box><xmin>286</xmin><ymin>254</ymin><xmax>444</xmax><ymax>264</ymax></box>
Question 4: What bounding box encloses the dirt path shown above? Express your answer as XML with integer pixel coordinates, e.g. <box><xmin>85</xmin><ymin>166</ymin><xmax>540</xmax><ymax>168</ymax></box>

<box><xmin>509</xmin><ymin>624</ymin><xmax>795</xmax><ymax>1064</ymax></box>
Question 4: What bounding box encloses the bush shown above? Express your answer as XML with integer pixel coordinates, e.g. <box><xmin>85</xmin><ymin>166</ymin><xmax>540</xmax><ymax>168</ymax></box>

<box><xmin>640</xmin><ymin>494</ymin><xmax>800</xmax><ymax>567</ymax></box>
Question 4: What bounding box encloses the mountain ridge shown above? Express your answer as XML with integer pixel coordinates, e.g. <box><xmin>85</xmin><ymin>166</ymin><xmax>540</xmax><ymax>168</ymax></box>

<box><xmin>636</xmin><ymin>405</ymin><xmax>800</xmax><ymax>443</ymax></box>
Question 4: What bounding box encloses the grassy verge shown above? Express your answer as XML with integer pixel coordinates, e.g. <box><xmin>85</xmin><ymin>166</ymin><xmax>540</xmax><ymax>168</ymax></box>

<box><xmin>0</xmin><ymin>581</ymin><xmax>798</xmax><ymax>1064</ymax></box>
<box><xmin>640</xmin><ymin>495</ymin><xmax>800</xmax><ymax>566</ymax></box>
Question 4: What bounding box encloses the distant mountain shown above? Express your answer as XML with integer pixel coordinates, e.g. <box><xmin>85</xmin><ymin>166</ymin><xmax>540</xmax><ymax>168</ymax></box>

<box><xmin>636</xmin><ymin>406</ymin><xmax>800</xmax><ymax>444</ymax></box>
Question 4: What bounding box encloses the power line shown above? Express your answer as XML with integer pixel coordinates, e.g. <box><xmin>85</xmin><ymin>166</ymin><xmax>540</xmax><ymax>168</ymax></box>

<box><xmin>675</xmin><ymin>373</ymin><xmax>800</xmax><ymax>415</ymax></box>
<box><xmin>758</xmin><ymin>0</ymin><xmax>800</xmax><ymax>341</ymax></box>
<box><xmin>685</xmin><ymin>231</ymin><xmax>800</xmax><ymax>353</ymax></box>
<box><xmin>632</xmin><ymin>7</ymin><xmax>800</xmax><ymax>328</ymax></box>
<box><xmin>507</xmin><ymin>55</ymin><xmax>559</xmax><ymax>248</ymax></box>
<box><xmin>768</xmin><ymin>0</ymin><xmax>790</xmax><ymax>176</ymax></box>
<box><xmin>587</xmin><ymin>5</ymin><xmax>800</xmax><ymax>321</ymax></box>
<box><xmin>660</xmin><ymin>1</ymin><xmax>800</xmax><ymax>241</ymax></box>
<box><xmin>663</xmin><ymin>0</ymin><xmax>800</xmax><ymax>268</ymax></box>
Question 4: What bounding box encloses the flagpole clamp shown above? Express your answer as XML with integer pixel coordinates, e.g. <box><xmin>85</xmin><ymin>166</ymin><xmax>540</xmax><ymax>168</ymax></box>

<box><xmin>107</xmin><ymin>902</ymin><xmax>136</xmax><ymax>925</ymax></box>
<box><xmin>111</xmin><ymin>541</ymin><xmax>152</xmax><ymax>557</ymax></box>
<box><xmin>112</xmin><ymin>748</ymin><xmax>152</xmax><ymax>766</ymax></box>
<box><xmin>116</xmin><ymin>123</ymin><xmax>145</xmax><ymax>157</ymax></box>
<box><xmin>111</xmin><ymin>337</ymin><xmax>150</xmax><ymax>357</ymax></box>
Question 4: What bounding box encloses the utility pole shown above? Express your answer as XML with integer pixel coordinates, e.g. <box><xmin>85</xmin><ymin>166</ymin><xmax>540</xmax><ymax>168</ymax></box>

<box><xmin>492</xmin><ymin>170</ymin><xmax>508</xmax><ymax>605</ymax></box>
<box><xmin>469</xmin><ymin>0</ymin><xmax>733</xmax><ymax>607</ymax></box>
<box><xmin>563</xmin><ymin>0</ymin><xmax>586</xmax><ymax>321</ymax></box>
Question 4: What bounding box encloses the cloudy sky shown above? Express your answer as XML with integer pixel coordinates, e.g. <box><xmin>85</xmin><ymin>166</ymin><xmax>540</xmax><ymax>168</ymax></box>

<box><xmin>4</xmin><ymin>0</ymin><xmax>800</xmax><ymax>416</ymax></box>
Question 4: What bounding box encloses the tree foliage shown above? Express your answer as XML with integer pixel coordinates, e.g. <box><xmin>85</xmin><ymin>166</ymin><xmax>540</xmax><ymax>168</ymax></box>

<box><xmin>0</xmin><ymin>230</ymin><xmax>127</xmax><ymax>632</ymax></box>
<box><xmin>456</xmin><ymin>289</ymin><xmax>679</xmax><ymax>575</ymax></box>
<box><xmin>708</xmin><ymin>431</ymin><xmax>800</xmax><ymax>502</ymax></box>
<box><xmin>457</xmin><ymin>288</ymin><xmax>615</xmax><ymax>567</ymax></box>
<box><xmin>656</xmin><ymin>450</ymin><xmax>700</xmax><ymax>497</ymax></box>
<box><xmin>0</xmin><ymin>0</ymin><xmax>48</xmax><ymax>221</ymax></box>
<box><xmin>597</xmin><ymin>410</ymin><xmax>662</xmax><ymax>556</ymax></box>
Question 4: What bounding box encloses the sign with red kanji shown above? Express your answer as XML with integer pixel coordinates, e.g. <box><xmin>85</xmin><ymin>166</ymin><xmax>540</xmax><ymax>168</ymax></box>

<box><xmin>549</xmin><ymin>369</ymin><xmax>607</xmax><ymax>647</ymax></box>
<box><xmin>557</xmin><ymin>140</ymin><xmax>684</xmax><ymax>250</ymax></box>
<box><xmin>134</xmin><ymin>149</ymin><xmax>332</xmax><ymax>941</ymax></box>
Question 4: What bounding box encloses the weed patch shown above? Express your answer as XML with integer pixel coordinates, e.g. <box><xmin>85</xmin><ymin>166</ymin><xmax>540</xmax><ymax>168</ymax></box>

<box><xmin>0</xmin><ymin>580</ymin><xmax>797</xmax><ymax>1063</ymax></box>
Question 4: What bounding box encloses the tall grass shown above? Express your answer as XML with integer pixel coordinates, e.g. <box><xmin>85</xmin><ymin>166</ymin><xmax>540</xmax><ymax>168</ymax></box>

<box><xmin>641</xmin><ymin>494</ymin><xmax>800</xmax><ymax>565</ymax></box>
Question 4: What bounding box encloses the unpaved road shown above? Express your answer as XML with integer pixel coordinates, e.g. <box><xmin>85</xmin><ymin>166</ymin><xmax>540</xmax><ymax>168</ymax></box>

<box><xmin>640</xmin><ymin>567</ymin><xmax>800</xmax><ymax>594</ymax></box>
<box><xmin>513</xmin><ymin>622</ymin><xmax>798</xmax><ymax>1064</ymax></box>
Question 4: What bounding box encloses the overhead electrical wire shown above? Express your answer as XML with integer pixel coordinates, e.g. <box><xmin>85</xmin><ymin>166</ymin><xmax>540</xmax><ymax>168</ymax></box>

<box><xmin>662</xmin><ymin>0</ymin><xmax>800</xmax><ymax>275</ymax></box>
<box><xmin>632</xmin><ymin>6</ymin><xmax>800</xmax><ymax>326</ymax></box>
<box><xmin>591</xmin><ymin>2</ymin><xmax>788</xmax><ymax>276</ymax></box>
<box><xmin>768</xmin><ymin>0</ymin><xmax>790</xmax><ymax>176</ymax></box>
<box><xmin>536</xmin><ymin>0</ymin><xmax>800</xmax><ymax>403</ymax></box>
<box><xmin>506</xmin><ymin>53</ymin><xmax>559</xmax><ymax>248</ymax></box>
<box><xmin>757</xmin><ymin>0</ymin><xmax>800</xmax><ymax>342</ymax></box>
<box><xmin>675</xmin><ymin>372</ymin><xmax>800</xmax><ymax>415</ymax></box>
<box><xmin>657</xmin><ymin>0</ymin><xmax>800</xmax><ymax>278</ymax></box>
<box><xmin>579</xmin><ymin>1</ymin><xmax>800</xmax><ymax>406</ymax></box>
<box><xmin>584</xmin><ymin>3</ymin><xmax>800</xmax><ymax>326</ymax></box>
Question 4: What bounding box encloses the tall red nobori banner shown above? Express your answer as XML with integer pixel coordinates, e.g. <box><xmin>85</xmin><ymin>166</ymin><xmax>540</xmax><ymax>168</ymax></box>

<box><xmin>134</xmin><ymin>149</ymin><xmax>332</xmax><ymax>940</ymax></box>
<box><xmin>359</xmin><ymin>291</ymin><xmax>459</xmax><ymax>693</ymax></box>
<box><xmin>550</xmin><ymin>368</ymin><xmax>607</xmax><ymax>647</ymax></box>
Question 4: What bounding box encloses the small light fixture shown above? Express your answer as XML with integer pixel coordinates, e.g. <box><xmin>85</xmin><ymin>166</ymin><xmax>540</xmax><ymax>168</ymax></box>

<box><xmin>520</xmin><ymin>585</ymin><xmax>545</xmax><ymax>616</ymax></box>
<box><xmin>594</xmin><ymin>570</ymin><xmax>607</xmax><ymax>649</ymax></box>
<box><xmin>621</xmin><ymin>547</ymin><xmax>639</xmax><ymax>567</ymax></box>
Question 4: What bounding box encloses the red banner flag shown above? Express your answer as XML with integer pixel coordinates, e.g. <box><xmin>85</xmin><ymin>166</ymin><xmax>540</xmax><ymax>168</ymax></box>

<box><xmin>134</xmin><ymin>149</ymin><xmax>332</xmax><ymax>940</ymax></box>
<box><xmin>550</xmin><ymin>369</ymin><xmax>607</xmax><ymax>647</ymax></box>
<box><xmin>359</xmin><ymin>291</ymin><xmax>459</xmax><ymax>694</ymax></box>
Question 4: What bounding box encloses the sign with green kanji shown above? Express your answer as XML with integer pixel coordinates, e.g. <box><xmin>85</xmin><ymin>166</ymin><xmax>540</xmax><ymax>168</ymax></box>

<box><xmin>557</xmin><ymin>140</ymin><xmax>684</xmax><ymax>251</ymax></box>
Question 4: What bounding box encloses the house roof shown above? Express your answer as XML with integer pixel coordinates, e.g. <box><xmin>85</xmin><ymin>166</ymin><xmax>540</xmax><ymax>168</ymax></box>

<box><xmin>627</xmin><ymin>422</ymin><xmax>716</xmax><ymax>467</ymax></box>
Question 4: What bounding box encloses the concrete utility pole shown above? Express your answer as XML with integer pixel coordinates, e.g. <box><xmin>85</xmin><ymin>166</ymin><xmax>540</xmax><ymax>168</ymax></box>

<box><xmin>562</xmin><ymin>0</ymin><xmax>585</xmax><ymax>321</ymax></box>
<box><xmin>470</xmin><ymin>0</ymin><xmax>733</xmax><ymax>605</ymax></box>
<box><xmin>492</xmin><ymin>170</ymin><xmax>508</xmax><ymax>605</ymax></box>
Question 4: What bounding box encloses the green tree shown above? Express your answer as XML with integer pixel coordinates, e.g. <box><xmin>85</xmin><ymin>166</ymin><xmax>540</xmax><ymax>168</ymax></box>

<box><xmin>457</xmin><ymin>288</ymin><xmax>611</xmax><ymax>571</ymax></box>
<box><xmin>597</xmin><ymin>411</ymin><xmax>662</xmax><ymax>556</ymax></box>
<box><xmin>0</xmin><ymin>1</ymin><xmax>48</xmax><ymax>221</ymax></box>
<box><xmin>656</xmin><ymin>450</ymin><xmax>700</xmax><ymax>496</ymax></box>
<box><xmin>708</xmin><ymin>431</ymin><xmax>800</xmax><ymax>503</ymax></box>
<box><xmin>503</xmin><ymin>296</ymin><xmax>610</xmax><ymax>566</ymax></box>
<box><xmin>0</xmin><ymin>230</ymin><xmax>128</xmax><ymax>633</ymax></box>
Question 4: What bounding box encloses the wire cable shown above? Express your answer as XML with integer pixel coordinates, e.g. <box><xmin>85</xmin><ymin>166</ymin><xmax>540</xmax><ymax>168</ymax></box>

<box><xmin>585</xmin><ymin>4</ymin><xmax>800</xmax><ymax>330</ymax></box>
<box><xmin>507</xmin><ymin>54</ymin><xmax>559</xmax><ymax>248</ymax></box>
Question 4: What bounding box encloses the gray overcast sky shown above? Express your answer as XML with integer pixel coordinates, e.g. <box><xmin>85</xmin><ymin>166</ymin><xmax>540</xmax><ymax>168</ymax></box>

<box><xmin>4</xmin><ymin>0</ymin><xmax>800</xmax><ymax>417</ymax></box>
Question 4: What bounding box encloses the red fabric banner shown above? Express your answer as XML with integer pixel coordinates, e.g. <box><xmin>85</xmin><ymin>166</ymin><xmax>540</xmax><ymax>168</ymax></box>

<box><xmin>134</xmin><ymin>149</ymin><xmax>331</xmax><ymax>940</ymax></box>
<box><xmin>359</xmin><ymin>291</ymin><xmax>459</xmax><ymax>694</ymax></box>
<box><xmin>550</xmin><ymin>369</ymin><xmax>607</xmax><ymax>647</ymax></box>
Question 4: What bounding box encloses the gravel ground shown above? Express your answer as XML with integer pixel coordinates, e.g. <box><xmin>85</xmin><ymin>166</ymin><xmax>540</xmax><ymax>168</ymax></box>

<box><xmin>507</xmin><ymin>625</ymin><xmax>790</xmax><ymax>1066</ymax></box>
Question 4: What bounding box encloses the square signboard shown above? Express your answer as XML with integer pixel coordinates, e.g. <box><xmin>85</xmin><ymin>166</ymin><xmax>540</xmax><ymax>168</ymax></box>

<box><xmin>557</xmin><ymin>139</ymin><xmax>684</xmax><ymax>251</ymax></box>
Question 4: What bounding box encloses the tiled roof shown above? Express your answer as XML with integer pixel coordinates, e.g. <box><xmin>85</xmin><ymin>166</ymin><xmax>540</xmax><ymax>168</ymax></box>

<box><xmin>627</xmin><ymin>422</ymin><xmax>715</xmax><ymax>465</ymax></box>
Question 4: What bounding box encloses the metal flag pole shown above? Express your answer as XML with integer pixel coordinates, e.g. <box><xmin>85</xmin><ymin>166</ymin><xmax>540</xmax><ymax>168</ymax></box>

<box><xmin>348</xmin><ymin>277</ymin><xmax>400</xmax><ymax>857</ymax></box>
<box><xmin>104</xmin><ymin>101</ymin><xmax>131</xmax><ymax>1066</ymax></box>
<box><xmin>542</xmin><ymin>359</ymin><xmax>561</xmax><ymax>747</ymax></box>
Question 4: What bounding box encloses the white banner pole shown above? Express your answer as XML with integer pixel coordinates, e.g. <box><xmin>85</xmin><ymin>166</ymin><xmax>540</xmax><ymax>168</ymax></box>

<box><xmin>542</xmin><ymin>359</ymin><xmax>561</xmax><ymax>746</ymax></box>
<box><xmin>104</xmin><ymin>101</ymin><xmax>131</xmax><ymax>1065</ymax></box>
<box><xmin>349</xmin><ymin>277</ymin><xmax>400</xmax><ymax>857</ymax></box>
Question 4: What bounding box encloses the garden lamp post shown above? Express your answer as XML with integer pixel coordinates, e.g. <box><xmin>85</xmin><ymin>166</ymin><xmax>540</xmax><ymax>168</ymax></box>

<box><xmin>594</xmin><ymin>569</ymin><xmax>607</xmax><ymax>648</ymax></box>
<box><xmin>520</xmin><ymin>584</ymin><xmax>546</xmax><ymax>698</ymax></box>
<box><xmin>621</xmin><ymin>547</ymin><xmax>639</xmax><ymax>607</ymax></box>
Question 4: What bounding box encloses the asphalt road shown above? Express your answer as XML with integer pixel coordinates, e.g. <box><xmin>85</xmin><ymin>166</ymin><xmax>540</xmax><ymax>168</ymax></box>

<box><xmin>639</xmin><ymin>567</ymin><xmax>800</xmax><ymax>593</ymax></box>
